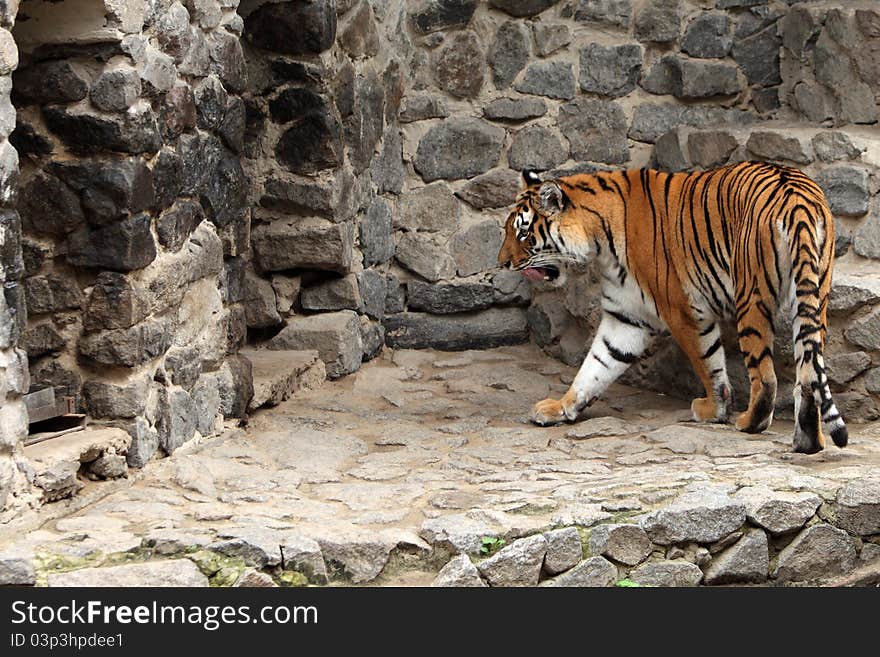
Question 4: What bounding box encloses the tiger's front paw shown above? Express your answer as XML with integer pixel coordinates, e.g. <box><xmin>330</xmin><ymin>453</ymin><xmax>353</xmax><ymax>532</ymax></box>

<box><xmin>530</xmin><ymin>393</ymin><xmax>579</xmax><ymax>426</ymax></box>
<box><xmin>531</xmin><ymin>398</ymin><xmax>567</xmax><ymax>426</ymax></box>
<box><xmin>691</xmin><ymin>397</ymin><xmax>719</xmax><ymax>422</ymax></box>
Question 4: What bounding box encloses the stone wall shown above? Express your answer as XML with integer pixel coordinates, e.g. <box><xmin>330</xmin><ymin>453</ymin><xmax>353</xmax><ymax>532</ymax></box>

<box><xmin>236</xmin><ymin>0</ymin><xmax>880</xmax><ymax>416</ymax></box>
<box><xmin>9</xmin><ymin>0</ymin><xmax>252</xmax><ymax>485</ymax></box>
<box><xmin>0</xmin><ymin>0</ymin><xmax>30</xmax><ymax>517</ymax></box>
<box><xmin>237</xmin><ymin>0</ymin><xmax>533</xmax><ymax>379</ymax></box>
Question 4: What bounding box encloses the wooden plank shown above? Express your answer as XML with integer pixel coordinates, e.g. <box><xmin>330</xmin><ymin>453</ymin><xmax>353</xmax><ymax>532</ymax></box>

<box><xmin>27</xmin><ymin>398</ymin><xmax>74</xmax><ymax>424</ymax></box>
<box><xmin>24</xmin><ymin>386</ymin><xmax>55</xmax><ymax>412</ymax></box>
<box><xmin>25</xmin><ymin>415</ymin><xmax>87</xmax><ymax>447</ymax></box>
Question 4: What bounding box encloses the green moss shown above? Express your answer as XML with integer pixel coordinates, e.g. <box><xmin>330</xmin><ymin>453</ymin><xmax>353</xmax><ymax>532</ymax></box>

<box><xmin>211</xmin><ymin>566</ymin><xmax>245</xmax><ymax>587</ymax></box>
<box><xmin>32</xmin><ymin>545</ymin><xmax>158</xmax><ymax>586</ymax></box>
<box><xmin>102</xmin><ymin>548</ymin><xmax>151</xmax><ymax>566</ymax></box>
<box><xmin>576</xmin><ymin>527</ymin><xmax>592</xmax><ymax>558</ymax></box>
<box><xmin>188</xmin><ymin>550</ymin><xmax>247</xmax><ymax>579</ymax></box>
<box><xmin>607</xmin><ymin>510</ymin><xmax>642</xmax><ymax>524</ymax></box>
<box><xmin>277</xmin><ymin>571</ymin><xmax>308</xmax><ymax>587</ymax></box>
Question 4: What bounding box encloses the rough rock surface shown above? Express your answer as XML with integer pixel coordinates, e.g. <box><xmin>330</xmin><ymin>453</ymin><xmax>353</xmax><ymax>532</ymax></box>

<box><xmin>703</xmin><ymin>529</ymin><xmax>769</xmax><ymax>585</ymax></box>
<box><xmin>432</xmin><ymin>554</ymin><xmax>487</xmax><ymax>587</ymax></box>
<box><xmin>773</xmin><ymin>524</ymin><xmax>857</xmax><ymax>583</ymax></box>
<box><xmin>477</xmin><ymin>534</ymin><xmax>548</xmax><ymax>587</ymax></box>
<box><xmin>629</xmin><ymin>560</ymin><xmax>704</xmax><ymax>587</ymax></box>
<box><xmin>640</xmin><ymin>488</ymin><xmax>746</xmax><ymax>545</ymax></box>
<box><xmin>589</xmin><ymin>524</ymin><xmax>652</xmax><ymax>566</ymax></box>
<box><xmin>541</xmin><ymin>557</ymin><xmax>617</xmax><ymax>587</ymax></box>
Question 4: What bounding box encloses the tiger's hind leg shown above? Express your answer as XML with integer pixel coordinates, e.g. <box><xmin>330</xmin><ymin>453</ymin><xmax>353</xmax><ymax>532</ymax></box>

<box><xmin>792</xmin><ymin>288</ymin><xmax>841</xmax><ymax>453</ymax></box>
<box><xmin>793</xmin><ymin>383</ymin><xmax>824</xmax><ymax>454</ymax></box>
<box><xmin>735</xmin><ymin>300</ymin><xmax>777</xmax><ymax>434</ymax></box>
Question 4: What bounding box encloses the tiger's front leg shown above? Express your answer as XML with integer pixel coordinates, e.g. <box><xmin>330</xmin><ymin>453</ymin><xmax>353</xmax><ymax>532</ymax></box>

<box><xmin>531</xmin><ymin>314</ymin><xmax>654</xmax><ymax>426</ymax></box>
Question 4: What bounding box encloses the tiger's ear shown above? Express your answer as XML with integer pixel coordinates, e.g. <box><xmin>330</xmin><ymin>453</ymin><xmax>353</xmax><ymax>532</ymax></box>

<box><xmin>538</xmin><ymin>181</ymin><xmax>566</xmax><ymax>214</ymax></box>
<box><xmin>522</xmin><ymin>169</ymin><xmax>542</xmax><ymax>188</ymax></box>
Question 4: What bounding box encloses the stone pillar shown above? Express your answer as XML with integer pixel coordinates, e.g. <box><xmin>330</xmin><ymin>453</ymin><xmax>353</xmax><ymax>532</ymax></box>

<box><xmin>0</xmin><ymin>0</ymin><xmax>30</xmax><ymax>516</ymax></box>
<box><xmin>241</xmin><ymin>0</ymin><xmax>393</xmax><ymax>377</ymax></box>
<box><xmin>10</xmin><ymin>0</ymin><xmax>252</xmax><ymax>472</ymax></box>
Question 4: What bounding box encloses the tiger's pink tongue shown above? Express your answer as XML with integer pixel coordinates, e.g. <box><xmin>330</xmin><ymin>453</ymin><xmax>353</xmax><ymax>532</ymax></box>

<box><xmin>521</xmin><ymin>268</ymin><xmax>546</xmax><ymax>281</ymax></box>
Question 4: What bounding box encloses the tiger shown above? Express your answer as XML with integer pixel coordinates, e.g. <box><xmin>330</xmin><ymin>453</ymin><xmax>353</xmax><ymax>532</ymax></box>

<box><xmin>497</xmin><ymin>162</ymin><xmax>848</xmax><ymax>454</ymax></box>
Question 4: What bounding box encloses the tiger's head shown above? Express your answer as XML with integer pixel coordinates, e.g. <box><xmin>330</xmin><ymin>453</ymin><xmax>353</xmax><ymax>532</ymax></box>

<box><xmin>497</xmin><ymin>170</ymin><xmax>570</xmax><ymax>284</ymax></box>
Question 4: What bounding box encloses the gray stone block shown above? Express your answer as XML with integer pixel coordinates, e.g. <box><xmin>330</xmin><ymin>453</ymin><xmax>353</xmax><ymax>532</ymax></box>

<box><xmin>409</xmin><ymin>0</ymin><xmax>477</xmax><ymax>34</ymax></box>
<box><xmin>244</xmin><ymin>272</ymin><xmax>282</xmax><ymax>328</ymax></box>
<box><xmin>301</xmin><ymin>274</ymin><xmax>362</xmax><ymax>313</ymax></box>
<box><xmin>414</xmin><ymin>118</ymin><xmax>505</xmax><ymax>182</ymax></box>
<box><xmin>532</xmin><ymin>22</ymin><xmax>571</xmax><ymax>56</ymax></box>
<box><xmin>79</xmin><ymin>317</ymin><xmax>172</xmax><ymax>368</ymax></box>
<box><xmin>244</xmin><ymin>0</ymin><xmax>337</xmax><ymax>54</ymax></box>
<box><xmin>66</xmin><ymin>213</ymin><xmax>157</xmax><ymax>272</ymax></box>
<box><xmin>83</xmin><ymin>377</ymin><xmax>149</xmax><ymax>419</ymax></box>
<box><xmin>395</xmin><ymin>232</ymin><xmax>456</xmax><ymax>282</ymax></box>
<box><xmin>816</xmin><ymin>166</ymin><xmax>869</xmax><ymax>216</ymax></box>
<box><xmin>360</xmin><ymin>198</ymin><xmax>395</xmax><ymax>267</ymax></box>
<box><xmin>629</xmin><ymin>560</ymin><xmax>703</xmax><ymax>587</ymax></box>
<box><xmin>572</xmin><ymin>0</ymin><xmax>632</xmax><ymax>28</ymax></box>
<box><xmin>558</xmin><ymin>97</ymin><xmax>628</xmax><ymax>165</ymax></box>
<box><xmin>435</xmin><ymin>30</ymin><xmax>483</xmax><ymax>99</ymax></box>
<box><xmin>396</xmin><ymin>182</ymin><xmax>460</xmax><ymax>234</ymax></box>
<box><xmin>406</xmin><ymin>280</ymin><xmax>494</xmax><ymax>314</ymax></box>
<box><xmin>579</xmin><ymin>43</ymin><xmax>643</xmax><ymax>98</ymax></box>
<box><xmin>634</xmin><ymin>0</ymin><xmax>680</xmax><ymax>44</ymax></box>
<box><xmin>383</xmin><ymin>308</ymin><xmax>529</xmax><ymax>350</ymax></box>
<box><xmin>514</xmin><ymin>61</ymin><xmax>576</xmax><ymax>100</ymax></box>
<box><xmin>488</xmin><ymin>20</ymin><xmax>529</xmax><ymax>89</ymax></box>
<box><xmin>268</xmin><ymin>310</ymin><xmax>363</xmax><ymax>379</ymax></box>
<box><xmin>456</xmin><ymin>168</ymin><xmax>522</xmax><ymax>210</ymax></box>
<box><xmin>483</xmin><ymin>96</ymin><xmax>547</xmax><ymax>122</ymax></box>
<box><xmin>682</xmin><ymin>12</ymin><xmax>731</xmax><ymax>58</ymax></box>
<box><xmin>252</xmin><ymin>220</ymin><xmax>354</xmax><ymax>273</ymax></box>
<box><xmin>773</xmin><ymin>524</ymin><xmax>856</xmax><ymax>583</ymax></box>
<box><xmin>90</xmin><ymin>65</ymin><xmax>142</xmax><ymax>111</ymax></box>
<box><xmin>451</xmin><ymin>220</ymin><xmax>504</xmax><ymax>278</ymax></box>
<box><xmin>43</xmin><ymin>102</ymin><xmax>162</xmax><ymax>155</ymax></box>
<box><xmin>508</xmin><ymin>125</ymin><xmax>568</xmax><ymax>171</ymax></box>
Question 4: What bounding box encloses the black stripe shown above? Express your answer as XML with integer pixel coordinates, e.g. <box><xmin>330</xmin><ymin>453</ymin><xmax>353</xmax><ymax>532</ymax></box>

<box><xmin>702</xmin><ymin>338</ymin><xmax>722</xmax><ymax>360</ymax></box>
<box><xmin>607</xmin><ymin>310</ymin><xmax>642</xmax><ymax>328</ymax></box>
<box><xmin>603</xmin><ymin>337</ymin><xmax>638</xmax><ymax>364</ymax></box>
<box><xmin>746</xmin><ymin>347</ymin><xmax>773</xmax><ymax>369</ymax></box>
<box><xmin>738</xmin><ymin>327</ymin><xmax>762</xmax><ymax>339</ymax></box>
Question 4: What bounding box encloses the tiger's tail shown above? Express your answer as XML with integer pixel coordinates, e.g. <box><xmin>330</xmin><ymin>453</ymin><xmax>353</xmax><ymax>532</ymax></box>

<box><xmin>788</xmin><ymin>199</ymin><xmax>847</xmax><ymax>453</ymax></box>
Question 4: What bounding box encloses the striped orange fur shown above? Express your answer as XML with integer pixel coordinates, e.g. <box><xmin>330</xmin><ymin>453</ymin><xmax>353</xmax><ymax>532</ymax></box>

<box><xmin>498</xmin><ymin>162</ymin><xmax>847</xmax><ymax>454</ymax></box>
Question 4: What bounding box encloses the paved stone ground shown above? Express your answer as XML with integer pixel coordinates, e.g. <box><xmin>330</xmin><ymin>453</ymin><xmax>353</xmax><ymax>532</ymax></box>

<box><xmin>2</xmin><ymin>345</ymin><xmax>880</xmax><ymax>587</ymax></box>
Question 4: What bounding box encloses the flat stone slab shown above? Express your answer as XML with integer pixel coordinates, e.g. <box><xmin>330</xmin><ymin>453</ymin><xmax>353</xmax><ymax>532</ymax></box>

<box><xmin>25</xmin><ymin>427</ymin><xmax>131</xmax><ymax>465</ymax></box>
<box><xmin>47</xmin><ymin>560</ymin><xmax>209</xmax><ymax>587</ymax></box>
<box><xmin>4</xmin><ymin>345</ymin><xmax>880</xmax><ymax>587</ymax></box>
<box><xmin>242</xmin><ymin>348</ymin><xmax>326</xmax><ymax>412</ymax></box>
<box><xmin>24</xmin><ymin>427</ymin><xmax>132</xmax><ymax>501</ymax></box>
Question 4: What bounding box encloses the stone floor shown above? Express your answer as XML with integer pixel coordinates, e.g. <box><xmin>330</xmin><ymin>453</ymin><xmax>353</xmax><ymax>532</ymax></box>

<box><xmin>2</xmin><ymin>344</ymin><xmax>879</xmax><ymax>587</ymax></box>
